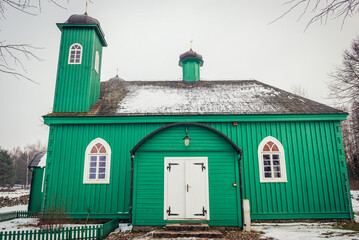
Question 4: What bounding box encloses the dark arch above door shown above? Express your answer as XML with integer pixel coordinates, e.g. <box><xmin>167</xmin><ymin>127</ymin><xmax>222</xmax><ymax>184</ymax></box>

<box><xmin>130</xmin><ymin>122</ymin><xmax>243</xmax><ymax>156</ymax></box>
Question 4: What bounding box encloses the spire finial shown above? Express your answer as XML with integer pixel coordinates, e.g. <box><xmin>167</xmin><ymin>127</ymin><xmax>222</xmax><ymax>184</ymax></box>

<box><xmin>85</xmin><ymin>0</ymin><xmax>88</xmax><ymax>14</ymax></box>
<box><xmin>116</xmin><ymin>67</ymin><xmax>118</xmax><ymax>75</ymax></box>
<box><xmin>190</xmin><ymin>40</ymin><xmax>193</xmax><ymax>50</ymax></box>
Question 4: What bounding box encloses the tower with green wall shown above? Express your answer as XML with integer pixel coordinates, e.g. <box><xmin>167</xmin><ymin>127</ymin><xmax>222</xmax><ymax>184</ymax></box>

<box><xmin>53</xmin><ymin>13</ymin><xmax>107</xmax><ymax>112</ymax></box>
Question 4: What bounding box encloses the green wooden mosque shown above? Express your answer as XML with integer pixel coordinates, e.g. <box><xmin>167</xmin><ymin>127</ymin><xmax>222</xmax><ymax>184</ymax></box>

<box><xmin>29</xmin><ymin>12</ymin><xmax>354</xmax><ymax>227</ymax></box>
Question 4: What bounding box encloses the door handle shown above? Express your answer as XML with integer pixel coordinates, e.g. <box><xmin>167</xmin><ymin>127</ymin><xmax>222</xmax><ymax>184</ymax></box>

<box><xmin>187</xmin><ymin>184</ymin><xmax>190</xmax><ymax>192</ymax></box>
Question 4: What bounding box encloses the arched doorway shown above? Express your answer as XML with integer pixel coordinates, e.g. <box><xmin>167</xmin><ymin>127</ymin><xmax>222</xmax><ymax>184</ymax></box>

<box><xmin>130</xmin><ymin>122</ymin><xmax>243</xmax><ymax>227</ymax></box>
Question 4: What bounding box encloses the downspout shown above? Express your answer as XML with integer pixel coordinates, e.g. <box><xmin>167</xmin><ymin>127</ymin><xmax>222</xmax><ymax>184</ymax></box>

<box><xmin>238</xmin><ymin>150</ymin><xmax>244</xmax><ymax>228</ymax></box>
<box><xmin>129</xmin><ymin>153</ymin><xmax>134</xmax><ymax>225</ymax></box>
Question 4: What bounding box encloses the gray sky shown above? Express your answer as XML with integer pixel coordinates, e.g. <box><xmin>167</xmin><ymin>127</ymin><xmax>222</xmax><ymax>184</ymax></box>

<box><xmin>1</xmin><ymin>0</ymin><xmax>359</xmax><ymax>150</ymax></box>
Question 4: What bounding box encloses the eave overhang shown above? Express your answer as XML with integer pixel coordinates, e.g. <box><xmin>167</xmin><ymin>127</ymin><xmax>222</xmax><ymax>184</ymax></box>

<box><xmin>56</xmin><ymin>23</ymin><xmax>108</xmax><ymax>47</ymax></box>
<box><xmin>43</xmin><ymin>113</ymin><xmax>348</xmax><ymax>125</ymax></box>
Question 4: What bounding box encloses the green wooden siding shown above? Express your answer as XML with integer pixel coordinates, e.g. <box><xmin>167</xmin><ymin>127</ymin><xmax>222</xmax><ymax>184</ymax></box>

<box><xmin>133</xmin><ymin>125</ymin><xmax>241</xmax><ymax>226</ymax></box>
<box><xmin>53</xmin><ymin>27</ymin><xmax>104</xmax><ymax>112</ymax></box>
<box><xmin>28</xmin><ymin>168</ymin><xmax>44</xmax><ymax>213</ymax></box>
<box><xmin>43</xmin><ymin>119</ymin><xmax>352</xmax><ymax>221</ymax></box>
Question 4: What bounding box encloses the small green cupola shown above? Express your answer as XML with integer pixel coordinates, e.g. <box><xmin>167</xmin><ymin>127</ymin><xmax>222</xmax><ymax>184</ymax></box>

<box><xmin>53</xmin><ymin>13</ymin><xmax>107</xmax><ymax>112</ymax></box>
<box><xmin>179</xmin><ymin>49</ymin><xmax>203</xmax><ymax>82</ymax></box>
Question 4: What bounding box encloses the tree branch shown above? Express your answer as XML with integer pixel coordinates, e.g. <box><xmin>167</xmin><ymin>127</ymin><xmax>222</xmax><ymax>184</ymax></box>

<box><xmin>271</xmin><ymin>0</ymin><xmax>359</xmax><ymax>29</ymax></box>
<box><xmin>0</xmin><ymin>42</ymin><xmax>43</xmax><ymax>83</ymax></box>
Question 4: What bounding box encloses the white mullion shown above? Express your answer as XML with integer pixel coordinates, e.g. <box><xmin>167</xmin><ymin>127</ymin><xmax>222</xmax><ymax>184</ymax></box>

<box><xmin>270</xmin><ymin>153</ymin><xmax>274</xmax><ymax>180</ymax></box>
<box><xmin>96</xmin><ymin>154</ymin><xmax>100</xmax><ymax>179</ymax></box>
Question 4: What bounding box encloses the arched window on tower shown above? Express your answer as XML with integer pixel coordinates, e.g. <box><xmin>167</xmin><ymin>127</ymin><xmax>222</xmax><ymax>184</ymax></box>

<box><xmin>83</xmin><ymin>138</ymin><xmax>111</xmax><ymax>184</ymax></box>
<box><xmin>258</xmin><ymin>136</ymin><xmax>287</xmax><ymax>183</ymax></box>
<box><xmin>68</xmin><ymin>43</ymin><xmax>83</xmax><ymax>64</ymax></box>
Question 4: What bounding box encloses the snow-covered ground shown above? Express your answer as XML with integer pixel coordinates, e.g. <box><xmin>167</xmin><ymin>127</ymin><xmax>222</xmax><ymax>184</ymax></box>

<box><xmin>252</xmin><ymin>190</ymin><xmax>359</xmax><ymax>239</ymax></box>
<box><xmin>351</xmin><ymin>190</ymin><xmax>359</xmax><ymax>222</ymax></box>
<box><xmin>0</xmin><ymin>188</ymin><xmax>29</xmax><ymax>199</ymax></box>
<box><xmin>252</xmin><ymin>222</ymin><xmax>358</xmax><ymax>239</ymax></box>
<box><xmin>0</xmin><ymin>218</ymin><xmax>38</xmax><ymax>231</ymax></box>
<box><xmin>0</xmin><ymin>218</ymin><xmax>100</xmax><ymax>232</ymax></box>
<box><xmin>0</xmin><ymin>204</ymin><xmax>28</xmax><ymax>213</ymax></box>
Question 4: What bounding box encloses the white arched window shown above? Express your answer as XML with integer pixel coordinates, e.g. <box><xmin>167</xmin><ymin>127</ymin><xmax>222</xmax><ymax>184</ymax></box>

<box><xmin>83</xmin><ymin>138</ymin><xmax>111</xmax><ymax>184</ymax></box>
<box><xmin>68</xmin><ymin>43</ymin><xmax>82</xmax><ymax>64</ymax></box>
<box><xmin>258</xmin><ymin>136</ymin><xmax>287</xmax><ymax>183</ymax></box>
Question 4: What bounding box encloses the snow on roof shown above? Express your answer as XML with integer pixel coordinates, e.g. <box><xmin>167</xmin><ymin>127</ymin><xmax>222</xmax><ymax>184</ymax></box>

<box><xmin>117</xmin><ymin>83</ymin><xmax>285</xmax><ymax>114</ymax></box>
<box><xmin>45</xmin><ymin>79</ymin><xmax>345</xmax><ymax>117</ymax></box>
<box><xmin>28</xmin><ymin>152</ymin><xmax>46</xmax><ymax>168</ymax></box>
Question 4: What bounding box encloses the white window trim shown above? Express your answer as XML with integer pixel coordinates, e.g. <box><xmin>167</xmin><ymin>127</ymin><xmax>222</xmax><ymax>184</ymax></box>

<box><xmin>68</xmin><ymin>43</ymin><xmax>83</xmax><ymax>65</ymax></box>
<box><xmin>94</xmin><ymin>51</ymin><xmax>99</xmax><ymax>73</ymax></box>
<box><xmin>83</xmin><ymin>138</ymin><xmax>111</xmax><ymax>184</ymax></box>
<box><xmin>258</xmin><ymin>136</ymin><xmax>287</xmax><ymax>183</ymax></box>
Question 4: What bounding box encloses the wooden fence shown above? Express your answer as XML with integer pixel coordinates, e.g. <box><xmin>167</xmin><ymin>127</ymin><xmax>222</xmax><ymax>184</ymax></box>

<box><xmin>0</xmin><ymin>211</ymin><xmax>38</xmax><ymax>222</ymax></box>
<box><xmin>0</xmin><ymin>216</ymin><xmax>119</xmax><ymax>240</ymax></box>
<box><xmin>0</xmin><ymin>212</ymin><xmax>17</xmax><ymax>222</ymax></box>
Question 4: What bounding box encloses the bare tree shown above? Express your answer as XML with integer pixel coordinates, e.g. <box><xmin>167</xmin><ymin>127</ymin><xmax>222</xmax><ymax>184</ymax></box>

<box><xmin>0</xmin><ymin>0</ymin><xmax>68</xmax><ymax>83</ymax></box>
<box><xmin>329</xmin><ymin>37</ymin><xmax>359</xmax><ymax>189</ymax></box>
<box><xmin>329</xmin><ymin>37</ymin><xmax>359</xmax><ymax>104</ymax></box>
<box><xmin>10</xmin><ymin>141</ymin><xmax>46</xmax><ymax>187</ymax></box>
<box><xmin>272</xmin><ymin>0</ymin><xmax>359</xmax><ymax>29</ymax></box>
<box><xmin>291</xmin><ymin>84</ymin><xmax>308</xmax><ymax>97</ymax></box>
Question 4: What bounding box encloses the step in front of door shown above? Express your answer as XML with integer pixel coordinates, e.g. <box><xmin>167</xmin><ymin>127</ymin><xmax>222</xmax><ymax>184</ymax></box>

<box><xmin>165</xmin><ymin>223</ymin><xmax>209</xmax><ymax>231</ymax></box>
<box><xmin>153</xmin><ymin>229</ymin><xmax>223</xmax><ymax>238</ymax></box>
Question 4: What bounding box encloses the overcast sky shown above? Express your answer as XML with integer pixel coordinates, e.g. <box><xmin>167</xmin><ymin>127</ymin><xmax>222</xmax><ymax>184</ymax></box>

<box><xmin>1</xmin><ymin>0</ymin><xmax>359</xmax><ymax>150</ymax></box>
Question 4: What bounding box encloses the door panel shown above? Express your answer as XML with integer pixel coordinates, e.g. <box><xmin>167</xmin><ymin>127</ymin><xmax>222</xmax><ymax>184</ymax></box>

<box><xmin>166</xmin><ymin>160</ymin><xmax>185</xmax><ymax>218</ymax></box>
<box><xmin>186</xmin><ymin>161</ymin><xmax>207</xmax><ymax>218</ymax></box>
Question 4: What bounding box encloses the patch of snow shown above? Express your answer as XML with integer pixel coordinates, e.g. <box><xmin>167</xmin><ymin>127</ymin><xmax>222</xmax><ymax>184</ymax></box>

<box><xmin>351</xmin><ymin>190</ymin><xmax>359</xmax><ymax>222</ymax></box>
<box><xmin>117</xmin><ymin>83</ymin><xmax>285</xmax><ymax>114</ymax></box>
<box><xmin>118</xmin><ymin>223</ymin><xmax>132</xmax><ymax>232</ymax></box>
<box><xmin>0</xmin><ymin>218</ymin><xmax>38</xmax><ymax>232</ymax></box>
<box><xmin>0</xmin><ymin>205</ymin><xmax>28</xmax><ymax>213</ymax></box>
<box><xmin>0</xmin><ymin>189</ymin><xmax>29</xmax><ymax>199</ymax></box>
<box><xmin>0</xmin><ymin>218</ymin><xmax>100</xmax><ymax>232</ymax></box>
<box><xmin>251</xmin><ymin>190</ymin><xmax>359</xmax><ymax>239</ymax></box>
<box><xmin>252</xmin><ymin>222</ymin><xmax>358</xmax><ymax>240</ymax></box>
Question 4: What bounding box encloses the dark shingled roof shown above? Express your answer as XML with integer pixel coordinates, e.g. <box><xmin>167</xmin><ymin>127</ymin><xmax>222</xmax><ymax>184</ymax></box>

<box><xmin>45</xmin><ymin>79</ymin><xmax>344</xmax><ymax>117</ymax></box>
<box><xmin>28</xmin><ymin>152</ymin><xmax>46</xmax><ymax>168</ymax></box>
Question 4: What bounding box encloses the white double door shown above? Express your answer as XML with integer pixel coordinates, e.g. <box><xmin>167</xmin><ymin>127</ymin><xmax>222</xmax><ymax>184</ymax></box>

<box><xmin>164</xmin><ymin>157</ymin><xmax>209</xmax><ymax>220</ymax></box>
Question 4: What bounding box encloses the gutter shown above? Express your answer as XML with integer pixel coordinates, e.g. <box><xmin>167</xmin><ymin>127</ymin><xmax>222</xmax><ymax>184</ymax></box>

<box><xmin>238</xmin><ymin>150</ymin><xmax>244</xmax><ymax>228</ymax></box>
<box><xmin>129</xmin><ymin>153</ymin><xmax>134</xmax><ymax>225</ymax></box>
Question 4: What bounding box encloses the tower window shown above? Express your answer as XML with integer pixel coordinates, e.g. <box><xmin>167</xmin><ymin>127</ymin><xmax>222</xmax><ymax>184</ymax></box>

<box><xmin>83</xmin><ymin>138</ymin><xmax>111</xmax><ymax>184</ymax></box>
<box><xmin>94</xmin><ymin>51</ymin><xmax>99</xmax><ymax>73</ymax></box>
<box><xmin>258</xmin><ymin>136</ymin><xmax>287</xmax><ymax>183</ymax></box>
<box><xmin>68</xmin><ymin>43</ymin><xmax>82</xmax><ymax>64</ymax></box>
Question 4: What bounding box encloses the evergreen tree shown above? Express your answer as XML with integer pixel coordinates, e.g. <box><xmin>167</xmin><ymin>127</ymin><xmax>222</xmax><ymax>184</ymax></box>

<box><xmin>0</xmin><ymin>148</ymin><xmax>15</xmax><ymax>187</ymax></box>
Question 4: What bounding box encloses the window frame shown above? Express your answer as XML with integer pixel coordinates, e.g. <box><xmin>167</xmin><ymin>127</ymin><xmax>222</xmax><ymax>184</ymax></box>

<box><xmin>94</xmin><ymin>51</ymin><xmax>99</xmax><ymax>73</ymax></box>
<box><xmin>83</xmin><ymin>138</ymin><xmax>111</xmax><ymax>184</ymax></box>
<box><xmin>258</xmin><ymin>136</ymin><xmax>287</xmax><ymax>183</ymax></box>
<box><xmin>68</xmin><ymin>43</ymin><xmax>83</xmax><ymax>65</ymax></box>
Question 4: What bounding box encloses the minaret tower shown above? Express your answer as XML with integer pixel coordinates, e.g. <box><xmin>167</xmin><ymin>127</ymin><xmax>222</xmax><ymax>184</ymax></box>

<box><xmin>179</xmin><ymin>46</ymin><xmax>203</xmax><ymax>82</ymax></box>
<box><xmin>53</xmin><ymin>13</ymin><xmax>107</xmax><ymax>112</ymax></box>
